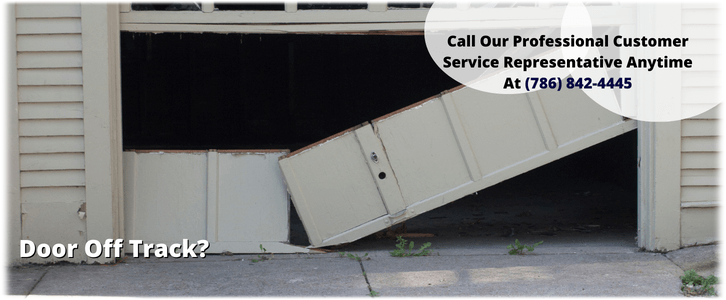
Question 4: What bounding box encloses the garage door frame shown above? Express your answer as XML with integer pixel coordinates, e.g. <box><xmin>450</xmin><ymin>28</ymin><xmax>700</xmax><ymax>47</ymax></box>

<box><xmin>83</xmin><ymin>3</ymin><xmax>685</xmax><ymax>258</ymax></box>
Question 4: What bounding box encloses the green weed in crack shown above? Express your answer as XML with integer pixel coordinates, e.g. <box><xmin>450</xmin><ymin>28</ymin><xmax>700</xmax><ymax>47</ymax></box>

<box><xmin>251</xmin><ymin>244</ymin><xmax>271</xmax><ymax>263</ymax></box>
<box><xmin>507</xmin><ymin>239</ymin><xmax>543</xmax><ymax>255</ymax></box>
<box><xmin>339</xmin><ymin>252</ymin><xmax>369</xmax><ymax>261</ymax></box>
<box><xmin>681</xmin><ymin>269</ymin><xmax>718</xmax><ymax>296</ymax></box>
<box><xmin>390</xmin><ymin>236</ymin><xmax>432</xmax><ymax>257</ymax></box>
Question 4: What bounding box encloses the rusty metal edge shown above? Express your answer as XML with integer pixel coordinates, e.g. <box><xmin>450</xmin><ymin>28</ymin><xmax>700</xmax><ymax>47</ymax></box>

<box><xmin>284</xmin><ymin>122</ymin><xmax>368</xmax><ymax>158</ymax></box>
<box><xmin>371</xmin><ymin>84</ymin><xmax>466</xmax><ymax>123</ymax></box>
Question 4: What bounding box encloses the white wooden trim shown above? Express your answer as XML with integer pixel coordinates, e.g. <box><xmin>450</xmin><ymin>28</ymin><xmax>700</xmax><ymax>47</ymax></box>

<box><xmin>121</xmin><ymin>151</ymin><xmax>136</xmax><ymax>252</ymax></box>
<box><xmin>206</xmin><ymin>151</ymin><xmax>219</xmax><ymax>242</ymax></box>
<box><xmin>637</xmin><ymin>122</ymin><xmax>682</xmax><ymax>251</ymax></box>
<box><xmin>9</xmin><ymin>3</ymin><xmax>22</xmax><ymax>265</ymax></box>
<box><xmin>120</xmin><ymin>19</ymin><xmax>637</xmax><ymax>34</ymax></box>
<box><xmin>121</xmin><ymin>20</ymin><xmax>640</xmax><ymax>34</ymax></box>
<box><xmin>285</xmin><ymin>1</ymin><xmax>297</xmax><ymax>13</ymax></box>
<box><xmin>119</xmin><ymin>5</ymin><xmax>635</xmax><ymax>34</ymax></box>
<box><xmin>120</xmin><ymin>22</ymin><xmax>426</xmax><ymax>34</ymax></box>
<box><xmin>368</xmin><ymin>2</ymin><xmax>387</xmax><ymax>12</ymax></box>
<box><xmin>119</xmin><ymin>6</ymin><xmax>633</xmax><ymax>25</ymax></box>
<box><xmin>110</xmin><ymin>6</ymin><xmax>124</xmax><ymax>242</ymax></box>
<box><xmin>119</xmin><ymin>3</ymin><xmax>131</xmax><ymax>13</ymax></box>
<box><xmin>81</xmin><ymin>4</ymin><xmax>121</xmax><ymax>264</ymax></box>
<box><xmin>636</xmin><ymin>4</ymin><xmax>683</xmax><ymax>252</ymax></box>
<box><xmin>201</xmin><ymin>2</ymin><xmax>213</xmax><ymax>13</ymax></box>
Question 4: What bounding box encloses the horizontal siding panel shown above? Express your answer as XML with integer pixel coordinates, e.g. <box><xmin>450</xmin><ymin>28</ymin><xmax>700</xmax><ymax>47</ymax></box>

<box><xmin>681</xmin><ymin>186</ymin><xmax>719</xmax><ymax>202</ymax></box>
<box><xmin>683</xmin><ymin>104</ymin><xmax>721</xmax><ymax>120</ymax></box>
<box><xmin>682</xmin><ymin>169</ymin><xmax>719</xmax><ymax>177</ymax></box>
<box><xmin>681</xmin><ymin>119</ymin><xmax>719</xmax><ymax>136</ymax></box>
<box><xmin>682</xmin><ymin>40</ymin><xmax>718</xmax><ymax>55</ymax></box>
<box><xmin>681</xmin><ymin>176</ymin><xmax>719</xmax><ymax>186</ymax></box>
<box><xmin>21</xmin><ymin>186</ymin><xmax>86</xmax><ymax>204</ymax></box>
<box><xmin>682</xmin><ymin>9</ymin><xmax>719</xmax><ymax>25</ymax></box>
<box><xmin>16</xmin><ymin>18</ymin><xmax>82</xmax><ymax>34</ymax></box>
<box><xmin>19</xmin><ymin>102</ymin><xmax>83</xmax><ymax>119</ymax></box>
<box><xmin>682</xmin><ymin>87</ymin><xmax>719</xmax><ymax>104</ymax></box>
<box><xmin>682</xmin><ymin>136</ymin><xmax>718</xmax><ymax>152</ymax></box>
<box><xmin>682</xmin><ymin>152</ymin><xmax>719</xmax><ymax>169</ymax></box>
<box><xmin>18</xmin><ymin>86</ymin><xmax>83</xmax><ymax>103</ymax></box>
<box><xmin>681</xmin><ymin>24</ymin><xmax>720</xmax><ymax>39</ymax></box>
<box><xmin>16</xmin><ymin>4</ymin><xmax>82</xmax><ymax>18</ymax></box>
<box><xmin>20</xmin><ymin>170</ymin><xmax>85</xmax><ymax>187</ymax></box>
<box><xmin>18</xmin><ymin>52</ymin><xmax>83</xmax><ymax>69</ymax></box>
<box><xmin>683</xmin><ymin>55</ymin><xmax>718</xmax><ymax>71</ymax></box>
<box><xmin>682</xmin><ymin>71</ymin><xmax>719</xmax><ymax>87</ymax></box>
<box><xmin>19</xmin><ymin>136</ymin><xmax>84</xmax><ymax>154</ymax></box>
<box><xmin>680</xmin><ymin>207</ymin><xmax>717</xmax><ymax>246</ymax></box>
<box><xmin>20</xmin><ymin>153</ymin><xmax>85</xmax><ymax>171</ymax></box>
<box><xmin>18</xmin><ymin>68</ymin><xmax>83</xmax><ymax>86</ymax></box>
<box><xmin>17</xmin><ymin>34</ymin><xmax>82</xmax><ymax>52</ymax></box>
<box><xmin>19</xmin><ymin>119</ymin><xmax>84</xmax><ymax>137</ymax></box>
<box><xmin>681</xmin><ymin>169</ymin><xmax>719</xmax><ymax>186</ymax></box>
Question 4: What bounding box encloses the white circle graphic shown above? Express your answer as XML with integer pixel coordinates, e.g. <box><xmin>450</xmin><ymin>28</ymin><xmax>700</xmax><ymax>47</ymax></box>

<box><xmin>424</xmin><ymin>2</ymin><xmax>720</xmax><ymax>122</ymax></box>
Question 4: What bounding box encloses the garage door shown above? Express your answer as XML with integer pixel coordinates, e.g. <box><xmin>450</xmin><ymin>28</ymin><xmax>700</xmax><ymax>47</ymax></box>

<box><xmin>279</xmin><ymin>86</ymin><xmax>636</xmax><ymax>247</ymax></box>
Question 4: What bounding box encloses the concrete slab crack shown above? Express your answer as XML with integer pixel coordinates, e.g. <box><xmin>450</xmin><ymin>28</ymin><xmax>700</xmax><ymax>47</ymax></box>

<box><xmin>357</xmin><ymin>259</ymin><xmax>376</xmax><ymax>296</ymax></box>
<box><xmin>26</xmin><ymin>267</ymin><xmax>49</xmax><ymax>297</ymax></box>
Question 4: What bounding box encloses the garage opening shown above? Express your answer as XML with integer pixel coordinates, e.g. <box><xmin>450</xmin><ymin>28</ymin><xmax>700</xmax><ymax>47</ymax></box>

<box><xmin>121</xmin><ymin>32</ymin><xmax>458</xmax><ymax>150</ymax></box>
<box><xmin>121</xmin><ymin>32</ymin><xmax>636</xmax><ymax>251</ymax></box>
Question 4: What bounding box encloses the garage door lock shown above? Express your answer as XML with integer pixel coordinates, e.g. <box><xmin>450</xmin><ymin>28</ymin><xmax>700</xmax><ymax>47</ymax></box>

<box><xmin>370</xmin><ymin>152</ymin><xmax>379</xmax><ymax>163</ymax></box>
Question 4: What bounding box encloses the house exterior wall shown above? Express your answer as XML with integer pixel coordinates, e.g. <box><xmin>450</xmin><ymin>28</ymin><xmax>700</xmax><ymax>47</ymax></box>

<box><xmin>10</xmin><ymin>3</ymin><xmax>120</xmax><ymax>265</ymax></box>
<box><xmin>14</xmin><ymin>3</ymin><xmax>88</xmax><ymax>264</ymax></box>
<box><xmin>678</xmin><ymin>3</ymin><xmax>720</xmax><ymax>247</ymax></box>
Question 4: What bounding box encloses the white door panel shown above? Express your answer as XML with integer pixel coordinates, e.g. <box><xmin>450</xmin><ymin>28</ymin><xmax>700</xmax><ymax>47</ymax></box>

<box><xmin>280</xmin><ymin>87</ymin><xmax>635</xmax><ymax>247</ymax></box>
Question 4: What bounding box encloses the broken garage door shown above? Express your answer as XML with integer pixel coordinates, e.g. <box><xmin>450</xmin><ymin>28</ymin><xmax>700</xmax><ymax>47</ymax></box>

<box><xmin>279</xmin><ymin>86</ymin><xmax>636</xmax><ymax>247</ymax></box>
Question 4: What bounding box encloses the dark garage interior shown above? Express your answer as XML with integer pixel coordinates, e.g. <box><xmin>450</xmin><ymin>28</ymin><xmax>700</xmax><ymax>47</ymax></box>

<box><xmin>121</xmin><ymin>32</ymin><xmax>638</xmax><ymax>249</ymax></box>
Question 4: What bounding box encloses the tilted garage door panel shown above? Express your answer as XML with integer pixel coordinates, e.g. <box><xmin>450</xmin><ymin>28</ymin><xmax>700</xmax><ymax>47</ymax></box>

<box><xmin>280</xmin><ymin>130</ymin><xmax>388</xmax><ymax>245</ymax></box>
<box><xmin>538</xmin><ymin>88</ymin><xmax>624</xmax><ymax>146</ymax></box>
<box><xmin>280</xmin><ymin>85</ymin><xmax>634</xmax><ymax>248</ymax></box>
<box><xmin>374</xmin><ymin>99</ymin><xmax>471</xmax><ymax>207</ymax></box>
<box><xmin>451</xmin><ymin>89</ymin><xmax>548</xmax><ymax>176</ymax></box>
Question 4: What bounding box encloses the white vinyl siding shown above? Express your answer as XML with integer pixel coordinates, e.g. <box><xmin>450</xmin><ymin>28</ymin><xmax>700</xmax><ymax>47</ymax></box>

<box><xmin>678</xmin><ymin>3</ymin><xmax>720</xmax><ymax>247</ymax></box>
<box><xmin>15</xmin><ymin>3</ymin><xmax>87</xmax><ymax>263</ymax></box>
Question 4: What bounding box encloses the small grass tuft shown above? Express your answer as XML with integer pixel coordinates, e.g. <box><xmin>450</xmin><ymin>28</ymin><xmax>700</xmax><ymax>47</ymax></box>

<box><xmin>339</xmin><ymin>252</ymin><xmax>369</xmax><ymax>261</ymax></box>
<box><xmin>251</xmin><ymin>244</ymin><xmax>270</xmax><ymax>263</ymax></box>
<box><xmin>506</xmin><ymin>239</ymin><xmax>543</xmax><ymax>255</ymax></box>
<box><xmin>681</xmin><ymin>269</ymin><xmax>718</xmax><ymax>296</ymax></box>
<box><xmin>390</xmin><ymin>236</ymin><xmax>431</xmax><ymax>257</ymax></box>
